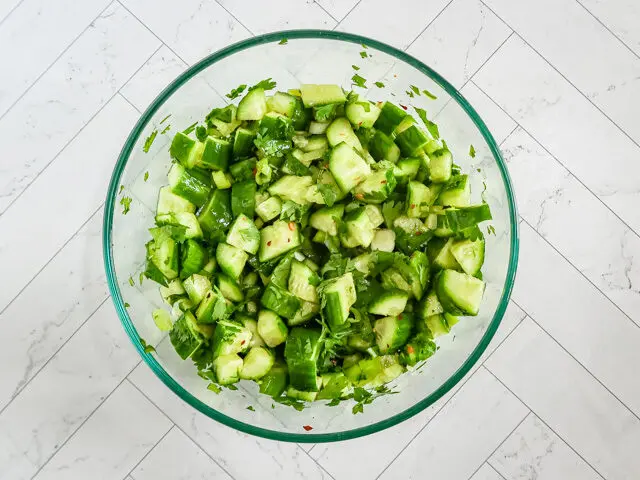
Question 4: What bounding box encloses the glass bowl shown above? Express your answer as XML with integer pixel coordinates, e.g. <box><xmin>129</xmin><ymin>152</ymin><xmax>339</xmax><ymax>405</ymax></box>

<box><xmin>103</xmin><ymin>30</ymin><xmax>518</xmax><ymax>442</ymax></box>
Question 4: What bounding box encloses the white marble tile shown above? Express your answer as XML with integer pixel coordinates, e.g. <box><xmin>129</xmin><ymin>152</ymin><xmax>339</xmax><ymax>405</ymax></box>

<box><xmin>315</xmin><ymin>0</ymin><xmax>359</xmax><ymax>22</ymax></box>
<box><xmin>483</xmin><ymin>0</ymin><xmax>640</xmax><ymax>144</ymax></box>
<box><xmin>406</xmin><ymin>0</ymin><xmax>511</xmax><ymax>88</ymax></box>
<box><xmin>120</xmin><ymin>46</ymin><xmax>187</xmax><ymax>112</ymax></box>
<box><xmin>217</xmin><ymin>0</ymin><xmax>335</xmax><ymax>33</ymax></box>
<box><xmin>0</xmin><ymin>0</ymin><xmax>111</xmax><ymax>116</ymax></box>
<box><xmin>312</xmin><ymin>302</ymin><xmax>526</xmax><ymax>480</ymax></box>
<box><xmin>502</xmin><ymin>127</ymin><xmax>640</xmax><ymax>325</ymax></box>
<box><xmin>379</xmin><ymin>367</ymin><xmax>528</xmax><ymax>480</ymax></box>
<box><xmin>511</xmin><ymin>221</ymin><xmax>640</xmax><ymax>417</ymax></box>
<box><xmin>120</xmin><ymin>0</ymin><xmax>250</xmax><ymax>65</ymax></box>
<box><xmin>486</xmin><ymin>318</ymin><xmax>640</xmax><ymax>480</ymax></box>
<box><xmin>0</xmin><ymin>2</ymin><xmax>158</xmax><ymax>215</ymax></box>
<box><xmin>578</xmin><ymin>0</ymin><xmax>640</xmax><ymax>56</ymax></box>
<box><xmin>474</xmin><ymin>36</ymin><xmax>640</xmax><ymax>234</ymax></box>
<box><xmin>0</xmin><ymin>300</ymin><xmax>140</xmax><ymax>480</ymax></box>
<box><xmin>129</xmin><ymin>364</ymin><xmax>332</xmax><ymax>480</ymax></box>
<box><xmin>471</xmin><ymin>463</ymin><xmax>505</xmax><ymax>480</ymax></box>
<box><xmin>337</xmin><ymin>0</ymin><xmax>452</xmax><ymax>50</ymax></box>
<box><xmin>0</xmin><ymin>94</ymin><xmax>138</xmax><ymax>312</ymax></box>
<box><xmin>490</xmin><ymin>413</ymin><xmax>602</xmax><ymax>480</ymax></box>
<box><xmin>131</xmin><ymin>427</ymin><xmax>232</xmax><ymax>480</ymax></box>
<box><xmin>0</xmin><ymin>0</ymin><xmax>21</xmax><ymax>22</ymax></box>
<box><xmin>33</xmin><ymin>381</ymin><xmax>171</xmax><ymax>480</ymax></box>
<box><xmin>460</xmin><ymin>82</ymin><xmax>517</xmax><ymax>144</ymax></box>
<box><xmin>0</xmin><ymin>209</ymin><xmax>108</xmax><ymax>411</ymax></box>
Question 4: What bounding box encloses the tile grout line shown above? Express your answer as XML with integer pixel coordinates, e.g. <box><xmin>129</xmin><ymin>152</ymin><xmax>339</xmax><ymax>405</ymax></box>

<box><xmin>465</xmin><ymin>410</ymin><xmax>533</xmax><ymax>480</ymax></box>
<box><xmin>369</xmin><ymin>310</ymin><xmax>528</xmax><ymax>480</ymax></box>
<box><xmin>211</xmin><ymin>0</ymin><xmax>255</xmax><ymax>37</ymax></box>
<box><xmin>402</xmin><ymin>0</ymin><xmax>455</xmax><ymax>51</ymax></box>
<box><xmin>0</xmin><ymin>202</ymin><xmax>105</xmax><ymax>318</ymax></box>
<box><xmin>125</xmin><ymin>378</ymin><xmax>238</xmax><ymax>480</ymax></box>
<box><xmin>573</xmin><ymin>0</ymin><xmax>640</xmax><ymax>62</ymax></box>
<box><xmin>472</xmin><ymin>78</ymin><xmax>640</xmax><ymax>242</ymax></box>
<box><xmin>483</xmin><ymin>365</ymin><xmax>607</xmax><ymax>480</ymax></box>
<box><xmin>509</xmin><ymin>298</ymin><xmax>640</xmax><ymax>425</ymax></box>
<box><xmin>312</xmin><ymin>1</ymin><xmax>339</xmax><ymax>24</ymax></box>
<box><xmin>121</xmin><ymin>424</ymin><xmax>175</xmax><ymax>480</ymax></box>
<box><xmin>519</xmin><ymin>214</ymin><xmax>640</xmax><ymax>330</ymax></box>
<box><xmin>0</xmin><ymin>0</ymin><xmax>114</xmax><ymax>124</ymax></box>
<box><xmin>119</xmin><ymin>92</ymin><xmax>143</xmax><ymax>114</ymax></box>
<box><xmin>477</xmin><ymin>0</ymin><xmax>640</xmax><ymax>152</ymax></box>
<box><xmin>28</xmin><ymin>359</ymin><xmax>143</xmax><ymax>479</ymax></box>
<box><xmin>0</xmin><ymin>0</ymin><xmax>26</xmax><ymax>27</ymax></box>
<box><xmin>0</xmin><ymin>294</ymin><xmax>110</xmax><ymax>417</ymax></box>
<box><xmin>0</xmin><ymin>40</ymin><xmax>163</xmax><ymax>218</ymax></box>
<box><xmin>486</xmin><ymin>462</ymin><xmax>508</xmax><ymax>480</ymax></box>
<box><xmin>331</xmin><ymin>0</ymin><xmax>361</xmax><ymax>30</ymax></box>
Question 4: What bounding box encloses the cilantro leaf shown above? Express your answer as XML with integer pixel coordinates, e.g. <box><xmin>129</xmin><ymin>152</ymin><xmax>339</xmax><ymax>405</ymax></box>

<box><xmin>160</xmin><ymin>114</ymin><xmax>171</xmax><ymax>124</ymax></box>
<box><xmin>361</xmin><ymin>43</ymin><xmax>368</xmax><ymax>49</ymax></box>
<box><xmin>352</xmin><ymin>74</ymin><xmax>367</xmax><ymax>88</ymax></box>
<box><xmin>352</xmin><ymin>64</ymin><xmax>360</xmax><ymax>71</ymax></box>
<box><xmin>327</xmin><ymin>398</ymin><xmax>341</xmax><ymax>407</ymax></box>
<box><xmin>278</xmin><ymin>38</ymin><xmax>288</xmax><ymax>45</ymax></box>
<box><xmin>160</xmin><ymin>124</ymin><xmax>171</xmax><ymax>135</ymax></box>
<box><xmin>207</xmin><ymin>383</ymin><xmax>221</xmax><ymax>394</ymax></box>
<box><xmin>422</xmin><ymin>89</ymin><xmax>437</xmax><ymax>99</ymax></box>
<box><xmin>374</xmin><ymin>81</ymin><xmax>385</xmax><ymax>88</ymax></box>
<box><xmin>206</xmin><ymin>105</ymin><xmax>234</xmax><ymax>123</ymax></box>
<box><xmin>119</xmin><ymin>185</ymin><xmax>124</xmax><ymax>194</ymax></box>
<box><xmin>359</xmin><ymin>51</ymin><xmax>368</xmax><ymax>58</ymax></box>
<box><xmin>469</xmin><ymin>144</ymin><xmax>476</xmax><ymax>158</ymax></box>
<box><xmin>249</xmin><ymin>78</ymin><xmax>277</xmax><ymax>92</ymax></box>
<box><xmin>314</xmin><ymin>103</ymin><xmax>339</xmax><ymax>122</ymax></box>
<box><xmin>120</xmin><ymin>196</ymin><xmax>132</xmax><ymax>215</ymax></box>
<box><xmin>183</xmin><ymin>122</ymin><xmax>198</xmax><ymax>135</ymax></box>
<box><xmin>128</xmin><ymin>276</ymin><xmax>135</xmax><ymax>286</ymax></box>
<box><xmin>405</xmin><ymin>89</ymin><xmax>415</xmax><ymax>98</ymax></box>
<box><xmin>410</xmin><ymin>85</ymin><xmax>421</xmax><ymax>96</ymax></box>
<box><xmin>144</xmin><ymin>171</ymin><xmax>149</xmax><ymax>182</ymax></box>
<box><xmin>283</xmin><ymin>155</ymin><xmax>311</xmax><ymax>176</ymax></box>
<box><xmin>280</xmin><ymin>200</ymin><xmax>310</xmax><ymax>225</ymax></box>
<box><xmin>274</xmin><ymin>397</ymin><xmax>306</xmax><ymax>411</ymax></box>
<box><xmin>195</xmin><ymin>125</ymin><xmax>208</xmax><ymax>142</ymax></box>
<box><xmin>317</xmin><ymin>183</ymin><xmax>338</xmax><ymax>207</ymax></box>
<box><xmin>143</xmin><ymin>130</ymin><xmax>157</xmax><ymax>153</ymax></box>
<box><xmin>226</xmin><ymin>84</ymin><xmax>247</xmax><ymax>99</ymax></box>
<box><xmin>413</xmin><ymin>106</ymin><xmax>440</xmax><ymax>139</ymax></box>
<box><xmin>246</xmin><ymin>405</ymin><xmax>255</xmax><ymax>411</ymax></box>
<box><xmin>139</xmin><ymin>338</ymin><xmax>156</xmax><ymax>354</ymax></box>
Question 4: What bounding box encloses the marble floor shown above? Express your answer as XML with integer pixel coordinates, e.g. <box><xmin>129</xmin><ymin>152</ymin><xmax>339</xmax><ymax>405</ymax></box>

<box><xmin>1</xmin><ymin>0</ymin><xmax>639</xmax><ymax>478</ymax></box>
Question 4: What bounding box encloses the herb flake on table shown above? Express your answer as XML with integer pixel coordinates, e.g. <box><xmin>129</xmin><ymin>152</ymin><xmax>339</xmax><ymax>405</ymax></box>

<box><xmin>352</xmin><ymin>74</ymin><xmax>367</xmax><ymax>88</ymax></box>
<box><xmin>143</xmin><ymin>130</ymin><xmax>157</xmax><ymax>153</ymax></box>
<box><xmin>120</xmin><ymin>196</ymin><xmax>132</xmax><ymax>214</ymax></box>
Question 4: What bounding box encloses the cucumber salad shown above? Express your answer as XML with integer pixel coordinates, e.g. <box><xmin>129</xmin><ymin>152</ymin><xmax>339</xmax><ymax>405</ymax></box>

<box><xmin>141</xmin><ymin>80</ymin><xmax>491</xmax><ymax>409</ymax></box>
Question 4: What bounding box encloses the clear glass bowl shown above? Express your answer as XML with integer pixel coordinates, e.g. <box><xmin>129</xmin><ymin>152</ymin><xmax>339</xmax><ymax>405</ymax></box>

<box><xmin>103</xmin><ymin>30</ymin><xmax>518</xmax><ymax>442</ymax></box>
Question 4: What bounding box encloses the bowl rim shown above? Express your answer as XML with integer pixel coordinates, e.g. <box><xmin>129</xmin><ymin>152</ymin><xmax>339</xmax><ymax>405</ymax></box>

<box><xmin>103</xmin><ymin>29</ymin><xmax>519</xmax><ymax>443</ymax></box>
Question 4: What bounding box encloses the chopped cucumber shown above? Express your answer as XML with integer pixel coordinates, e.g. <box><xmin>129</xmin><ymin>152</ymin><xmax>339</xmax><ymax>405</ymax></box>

<box><xmin>257</xmin><ymin>309</ymin><xmax>288</xmax><ymax>347</ymax></box>
<box><xmin>435</xmin><ymin>269</ymin><xmax>485</xmax><ymax>316</ymax></box>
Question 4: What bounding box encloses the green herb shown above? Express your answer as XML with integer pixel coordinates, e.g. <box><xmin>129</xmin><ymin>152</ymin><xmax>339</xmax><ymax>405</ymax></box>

<box><xmin>487</xmin><ymin>225</ymin><xmax>496</xmax><ymax>235</ymax></box>
<box><xmin>374</xmin><ymin>81</ymin><xmax>385</xmax><ymax>88</ymax></box>
<box><xmin>226</xmin><ymin>84</ymin><xmax>247</xmax><ymax>99</ymax></box>
<box><xmin>249</xmin><ymin>78</ymin><xmax>277</xmax><ymax>92</ymax></box>
<box><xmin>278</xmin><ymin>38</ymin><xmax>288</xmax><ymax>45</ymax></box>
<box><xmin>413</xmin><ymin>107</ymin><xmax>440</xmax><ymax>139</ymax></box>
<box><xmin>271</xmin><ymin>404</ymin><xmax>275</xmax><ymax>409</ymax></box>
<box><xmin>195</xmin><ymin>125</ymin><xmax>208</xmax><ymax>142</ymax></box>
<box><xmin>352</xmin><ymin>64</ymin><xmax>360</xmax><ymax>71</ymax></box>
<box><xmin>246</xmin><ymin>405</ymin><xmax>255</xmax><ymax>411</ymax></box>
<box><xmin>183</xmin><ymin>122</ymin><xmax>198</xmax><ymax>135</ymax></box>
<box><xmin>469</xmin><ymin>144</ymin><xmax>476</xmax><ymax>158</ymax></box>
<box><xmin>160</xmin><ymin>124</ymin><xmax>171</xmax><ymax>135</ymax></box>
<box><xmin>225</xmin><ymin>384</ymin><xmax>239</xmax><ymax>391</ymax></box>
<box><xmin>143</xmin><ymin>130</ymin><xmax>157</xmax><ymax>153</ymax></box>
<box><xmin>128</xmin><ymin>276</ymin><xmax>135</xmax><ymax>287</ymax></box>
<box><xmin>361</xmin><ymin>43</ymin><xmax>368</xmax><ymax>49</ymax></box>
<box><xmin>139</xmin><ymin>272</ymin><xmax>144</xmax><ymax>285</ymax></box>
<box><xmin>317</xmin><ymin>183</ymin><xmax>338</xmax><ymax>207</ymax></box>
<box><xmin>327</xmin><ymin>398</ymin><xmax>341</xmax><ymax>407</ymax></box>
<box><xmin>274</xmin><ymin>397</ymin><xmax>306</xmax><ymax>411</ymax></box>
<box><xmin>406</xmin><ymin>90</ymin><xmax>415</xmax><ymax>98</ymax></box>
<box><xmin>314</xmin><ymin>103</ymin><xmax>338</xmax><ymax>122</ymax></box>
<box><xmin>422</xmin><ymin>89</ymin><xmax>437</xmax><ymax>99</ymax></box>
<box><xmin>207</xmin><ymin>383</ymin><xmax>221</xmax><ymax>394</ymax></box>
<box><xmin>160</xmin><ymin>114</ymin><xmax>171</xmax><ymax>124</ymax></box>
<box><xmin>359</xmin><ymin>51</ymin><xmax>368</xmax><ymax>58</ymax></box>
<box><xmin>140</xmin><ymin>338</ymin><xmax>156</xmax><ymax>354</ymax></box>
<box><xmin>119</xmin><ymin>185</ymin><xmax>124</xmax><ymax>194</ymax></box>
<box><xmin>476</xmin><ymin>167</ymin><xmax>481</xmax><ymax>173</ymax></box>
<box><xmin>143</xmin><ymin>171</ymin><xmax>149</xmax><ymax>182</ymax></box>
<box><xmin>352</xmin><ymin>74</ymin><xmax>367</xmax><ymax>88</ymax></box>
<box><xmin>280</xmin><ymin>201</ymin><xmax>310</xmax><ymax>226</ymax></box>
<box><xmin>351</xmin><ymin>385</ymin><xmax>397</xmax><ymax>414</ymax></box>
<box><xmin>120</xmin><ymin>196</ymin><xmax>132</xmax><ymax>214</ymax></box>
<box><xmin>124</xmin><ymin>302</ymin><xmax>130</xmax><ymax>308</ymax></box>
<box><xmin>410</xmin><ymin>85</ymin><xmax>421</xmax><ymax>96</ymax></box>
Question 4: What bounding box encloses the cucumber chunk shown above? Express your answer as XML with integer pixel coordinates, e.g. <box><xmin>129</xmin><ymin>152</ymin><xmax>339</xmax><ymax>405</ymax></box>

<box><xmin>284</xmin><ymin>327</ymin><xmax>323</xmax><ymax>391</ymax></box>
<box><xmin>373</xmin><ymin>314</ymin><xmax>414</xmax><ymax>353</ymax></box>
<box><xmin>450</xmin><ymin>238</ymin><xmax>485</xmax><ymax>276</ymax></box>
<box><xmin>320</xmin><ymin>272</ymin><xmax>357</xmax><ymax>328</ymax></box>
<box><xmin>258</xmin><ymin>220</ymin><xmax>301</xmax><ymax>262</ymax></box>
<box><xmin>435</xmin><ymin>269</ymin><xmax>485</xmax><ymax>316</ymax></box>
<box><xmin>240</xmin><ymin>347</ymin><xmax>275</xmax><ymax>380</ymax></box>
<box><xmin>354</xmin><ymin>168</ymin><xmax>397</xmax><ymax>204</ymax></box>
<box><xmin>300</xmin><ymin>84</ymin><xmax>346</xmax><ymax>107</ymax></box>
<box><xmin>326</xmin><ymin>117</ymin><xmax>362</xmax><ymax>151</ymax></box>
<box><xmin>288</xmin><ymin>259</ymin><xmax>320</xmax><ymax>303</ymax></box>
<box><xmin>212</xmin><ymin>320</ymin><xmax>253</xmax><ymax>357</ymax></box>
<box><xmin>216</xmin><ymin>242</ymin><xmax>248</xmax><ymax>279</ymax></box>
<box><xmin>167</xmin><ymin>163</ymin><xmax>211</xmax><ymax>206</ymax></box>
<box><xmin>369</xmin><ymin>289</ymin><xmax>409</xmax><ymax>316</ymax></box>
<box><xmin>237</xmin><ymin>88</ymin><xmax>267</xmax><ymax>120</ymax></box>
<box><xmin>214</xmin><ymin>354</ymin><xmax>243</xmax><ymax>385</ymax></box>
<box><xmin>226</xmin><ymin>214</ymin><xmax>260</xmax><ymax>255</ymax></box>
<box><xmin>329</xmin><ymin>143</ymin><xmax>371</xmax><ymax>193</ymax></box>
<box><xmin>257</xmin><ymin>309</ymin><xmax>289</xmax><ymax>347</ymax></box>
<box><xmin>309</xmin><ymin>204</ymin><xmax>344</xmax><ymax>236</ymax></box>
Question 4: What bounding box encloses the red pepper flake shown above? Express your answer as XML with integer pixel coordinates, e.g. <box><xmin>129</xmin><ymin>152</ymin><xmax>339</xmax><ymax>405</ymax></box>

<box><xmin>355</xmin><ymin>193</ymin><xmax>364</xmax><ymax>200</ymax></box>
<box><xmin>410</xmin><ymin>204</ymin><xmax>416</xmax><ymax>209</ymax></box>
<box><xmin>303</xmin><ymin>425</ymin><xmax>313</xmax><ymax>431</ymax></box>
<box><xmin>400</xmin><ymin>104</ymin><xmax>408</xmax><ymax>110</ymax></box>
<box><xmin>407</xmin><ymin>345</ymin><xmax>415</xmax><ymax>354</ymax></box>
<box><xmin>380</xmin><ymin>180</ymin><xmax>387</xmax><ymax>184</ymax></box>
<box><xmin>287</xmin><ymin>238</ymin><xmax>291</xmax><ymax>243</ymax></box>
<box><xmin>267</xmin><ymin>241</ymin><xmax>272</xmax><ymax>246</ymax></box>
<box><xmin>288</xmin><ymin>222</ymin><xmax>295</xmax><ymax>231</ymax></box>
<box><xmin>415</xmin><ymin>231</ymin><xmax>421</xmax><ymax>236</ymax></box>
<box><xmin>252</xmin><ymin>168</ymin><xmax>257</xmax><ymax>176</ymax></box>
<box><xmin>241</xmin><ymin>340</ymin><xmax>246</xmax><ymax>345</ymax></box>
<box><xmin>323</xmin><ymin>163</ymin><xmax>329</xmax><ymax>169</ymax></box>
<box><xmin>358</xmin><ymin>121</ymin><xmax>363</xmax><ymax>127</ymax></box>
<box><xmin>330</xmin><ymin>358</ymin><xmax>337</xmax><ymax>366</ymax></box>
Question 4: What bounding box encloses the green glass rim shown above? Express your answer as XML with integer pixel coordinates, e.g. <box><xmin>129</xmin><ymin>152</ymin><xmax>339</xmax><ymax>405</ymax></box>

<box><xmin>103</xmin><ymin>29</ymin><xmax>519</xmax><ymax>443</ymax></box>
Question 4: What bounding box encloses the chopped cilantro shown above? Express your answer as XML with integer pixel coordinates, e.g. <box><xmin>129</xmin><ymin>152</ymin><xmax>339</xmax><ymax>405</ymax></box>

<box><xmin>317</xmin><ymin>183</ymin><xmax>338</xmax><ymax>207</ymax></box>
<box><xmin>226</xmin><ymin>84</ymin><xmax>247</xmax><ymax>100</ymax></box>
<box><xmin>160</xmin><ymin>114</ymin><xmax>171</xmax><ymax>124</ymax></box>
<box><xmin>352</xmin><ymin>64</ymin><xmax>360</xmax><ymax>71</ymax></box>
<box><xmin>374</xmin><ymin>81</ymin><xmax>385</xmax><ymax>88</ymax></box>
<box><xmin>410</xmin><ymin>85</ymin><xmax>421</xmax><ymax>96</ymax></box>
<box><xmin>413</xmin><ymin>107</ymin><xmax>440</xmax><ymax>139</ymax></box>
<box><xmin>195</xmin><ymin>125</ymin><xmax>208</xmax><ymax>142</ymax></box>
<box><xmin>140</xmin><ymin>338</ymin><xmax>156</xmax><ymax>354</ymax></box>
<box><xmin>405</xmin><ymin>90</ymin><xmax>415</xmax><ymax>98</ymax></box>
<box><xmin>487</xmin><ymin>225</ymin><xmax>496</xmax><ymax>235</ymax></box>
<box><xmin>249</xmin><ymin>78</ymin><xmax>277</xmax><ymax>92</ymax></box>
<box><xmin>183</xmin><ymin>122</ymin><xmax>198</xmax><ymax>135</ymax></box>
<box><xmin>278</xmin><ymin>38</ymin><xmax>288</xmax><ymax>45</ymax></box>
<box><xmin>225</xmin><ymin>384</ymin><xmax>239</xmax><ymax>391</ymax></box>
<box><xmin>207</xmin><ymin>383</ymin><xmax>221</xmax><ymax>394</ymax></box>
<box><xmin>119</xmin><ymin>185</ymin><xmax>124</xmax><ymax>194</ymax></box>
<box><xmin>160</xmin><ymin>124</ymin><xmax>171</xmax><ymax>135</ymax></box>
<box><xmin>469</xmin><ymin>144</ymin><xmax>476</xmax><ymax>158</ymax></box>
<box><xmin>143</xmin><ymin>130</ymin><xmax>157</xmax><ymax>153</ymax></box>
<box><xmin>327</xmin><ymin>398</ymin><xmax>341</xmax><ymax>407</ymax></box>
<box><xmin>139</xmin><ymin>272</ymin><xmax>144</xmax><ymax>285</ymax></box>
<box><xmin>359</xmin><ymin>51</ymin><xmax>368</xmax><ymax>58</ymax></box>
<box><xmin>352</xmin><ymin>74</ymin><xmax>367</xmax><ymax>88</ymax></box>
<box><xmin>246</xmin><ymin>405</ymin><xmax>255</xmax><ymax>411</ymax></box>
<box><xmin>120</xmin><ymin>196</ymin><xmax>132</xmax><ymax>214</ymax></box>
<box><xmin>422</xmin><ymin>89</ymin><xmax>437</xmax><ymax>99</ymax></box>
<box><xmin>124</xmin><ymin>302</ymin><xmax>130</xmax><ymax>308</ymax></box>
<box><xmin>361</xmin><ymin>43</ymin><xmax>368</xmax><ymax>49</ymax></box>
<box><xmin>351</xmin><ymin>385</ymin><xmax>397</xmax><ymax>414</ymax></box>
<box><xmin>128</xmin><ymin>276</ymin><xmax>135</xmax><ymax>287</ymax></box>
<box><xmin>274</xmin><ymin>397</ymin><xmax>306</xmax><ymax>411</ymax></box>
<box><xmin>314</xmin><ymin>103</ymin><xmax>339</xmax><ymax>122</ymax></box>
<box><xmin>143</xmin><ymin>171</ymin><xmax>149</xmax><ymax>182</ymax></box>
